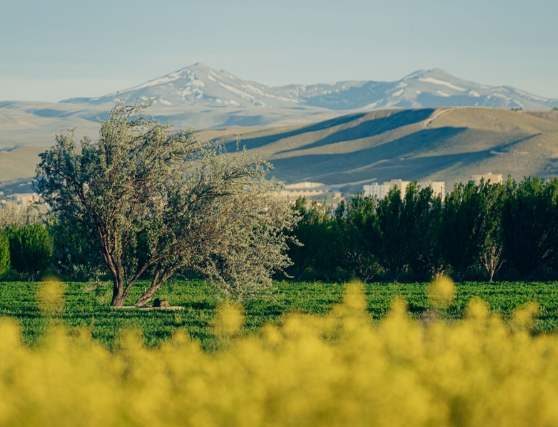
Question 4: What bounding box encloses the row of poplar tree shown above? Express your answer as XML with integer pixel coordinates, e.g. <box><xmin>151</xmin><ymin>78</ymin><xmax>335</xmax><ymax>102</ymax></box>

<box><xmin>0</xmin><ymin>224</ymin><xmax>53</xmax><ymax>280</ymax></box>
<box><xmin>1</xmin><ymin>176</ymin><xmax>558</xmax><ymax>283</ymax></box>
<box><xmin>286</xmin><ymin>176</ymin><xmax>558</xmax><ymax>282</ymax></box>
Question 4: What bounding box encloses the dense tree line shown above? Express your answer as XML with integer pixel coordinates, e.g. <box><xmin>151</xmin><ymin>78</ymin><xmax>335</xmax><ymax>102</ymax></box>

<box><xmin>287</xmin><ymin>177</ymin><xmax>558</xmax><ymax>282</ymax></box>
<box><xmin>2</xmin><ymin>175</ymin><xmax>558</xmax><ymax>285</ymax></box>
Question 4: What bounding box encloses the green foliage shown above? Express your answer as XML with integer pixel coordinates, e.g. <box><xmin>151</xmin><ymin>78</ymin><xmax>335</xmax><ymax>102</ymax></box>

<box><xmin>7</xmin><ymin>224</ymin><xmax>53</xmax><ymax>279</ymax></box>
<box><xmin>0</xmin><ymin>230</ymin><xmax>10</xmax><ymax>277</ymax></box>
<box><xmin>287</xmin><ymin>177</ymin><xmax>558</xmax><ymax>282</ymax></box>
<box><xmin>337</xmin><ymin>195</ymin><xmax>381</xmax><ymax>282</ymax></box>
<box><xmin>48</xmin><ymin>217</ymin><xmax>106</xmax><ymax>280</ymax></box>
<box><xmin>501</xmin><ymin>177</ymin><xmax>558</xmax><ymax>279</ymax></box>
<box><xmin>440</xmin><ymin>180</ymin><xmax>506</xmax><ymax>281</ymax></box>
<box><xmin>374</xmin><ymin>186</ymin><xmax>409</xmax><ymax>280</ymax></box>
<box><xmin>373</xmin><ymin>182</ymin><xmax>445</xmax><ymax>281</ymax></box>
<box><xmin>404</xmin><ymin>184</ymin><xmax>446</xmax><ymax>280</ymax></box>
<box><xmin>35</xmin><ymin>101</ymin><xmax>297</xmax><ymax>306</ymax></box>
<box><xmin>287</xmin><ymin>198</ymin><xmax>341</xmax><ymax>280</ymax></box>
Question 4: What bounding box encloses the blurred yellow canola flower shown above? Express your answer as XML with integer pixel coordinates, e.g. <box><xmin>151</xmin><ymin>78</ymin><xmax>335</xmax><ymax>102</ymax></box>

<box><xmin>36</xmin><ymin>276</ymin><xmax>66</xmax><ymax>316</ymax></box>
<box><xmin>0</xmin><ymin>281</ymin><xmax>557</xmax><ymax>427</ymax></box>
<box><xmin>212</xmin><ymin>301</ymin><xmax>245</xmax><ymax>338</ymax></box>
<box><xmin>428</xmin><ymin>275</ymin><xmax>457</xmax><ymax>309</ymax></box>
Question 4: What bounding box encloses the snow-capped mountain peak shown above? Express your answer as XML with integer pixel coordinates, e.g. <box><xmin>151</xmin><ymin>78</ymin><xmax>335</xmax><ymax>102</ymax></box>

<box><xmin>61</xmin><ymin>65</ymin><xmax>558</xmax><ymax>111</ymax></box>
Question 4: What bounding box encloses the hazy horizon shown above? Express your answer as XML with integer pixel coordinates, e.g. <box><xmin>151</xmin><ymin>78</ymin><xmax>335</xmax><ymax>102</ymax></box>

<box><xmin>2</xmin><ymin>0</ymin><xmax>557</xmax><ymax>102</ymax></box>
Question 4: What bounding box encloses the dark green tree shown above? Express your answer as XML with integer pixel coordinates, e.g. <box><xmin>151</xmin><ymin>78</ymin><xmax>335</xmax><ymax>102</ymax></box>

<box><xmin>8</xmin><ymin>224</ymin><xmax>53</xmax><ymax>280</ymax></box>
<box><xmin>287</xmin><ymin>198</ymin><xmax>341</xmax><ymax>281</ymax></box>
<box><xmin>441</xmin><ymin>180</ymin><xmax>508</xmax><ymax>281</ymax></box>
<box><xmin>0</xmin><ymin>230</ymin><xmax>10</xmax><ymax>277</ymax></box>
<box><xmin>311</xmin><ymin>205</ymin><xmax>343</xmax><ymax>281</ymax></box>
<box><xmin>286</xmin><ymin>197</ymin><xmax>318</xmax><ymax>280</ymax></box>
<box><xmin>501</xmin><ymin>177</ymin><xmax>558</xmax><ymax>279</ymax></box>
<box><xmin>374</xmin><ymin>184</ymin><xmax>414</xmax><ymax>281</ymax></box>
<box><xmin>48</xmin><ymin>217</ymin><xmax>106</xmax><ymax>280</ymax></box>
<box><xmin>405</xmin><ymin>185</ymin><xmax>447</xmax><ymax>281</ymax></box>
<box><xmin>478</xmin><ymin>180</ymin><xmax>508</xmax><ymax>281</ymax></box>
<box><xmin>338</xmin><ymin>195</ymin><xmax>382</xmax><ymax>282</ymax></box>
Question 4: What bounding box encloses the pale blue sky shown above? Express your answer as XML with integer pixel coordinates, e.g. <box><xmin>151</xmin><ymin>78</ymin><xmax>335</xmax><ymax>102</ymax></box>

<box><xmin>1</xmin><ymin>0</ymin><xmax>557</xmax><ymax>102</ymax></box>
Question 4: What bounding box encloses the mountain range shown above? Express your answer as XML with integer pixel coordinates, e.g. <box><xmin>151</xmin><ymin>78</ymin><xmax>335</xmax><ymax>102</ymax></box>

<box><xmin>63</xmin><ymin>63</ymin><xmax>558</xmax><ymax>111</ymax></box>
<box><xmin>2</xmin><ymin>64</ymin><xmax>558</xmax><ymax>191</ymax></box>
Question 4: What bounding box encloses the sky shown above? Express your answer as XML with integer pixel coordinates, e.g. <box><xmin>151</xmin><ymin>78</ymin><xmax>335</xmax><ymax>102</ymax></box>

<box><xmin>1</xmin><ymin>0</ymin><xmax>557</xmax><ymax>102</ymax></box>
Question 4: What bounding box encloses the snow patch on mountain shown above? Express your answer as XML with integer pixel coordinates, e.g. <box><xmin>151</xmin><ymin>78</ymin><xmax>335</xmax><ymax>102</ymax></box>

<box><xmin>59</xmin><ymin>64</ymin><xmax>558</xmax><ymax>112</ymax></box>
<box><xmin>130</xmin><ymin>71</ymin><xmax>184</xmax><ymax>90</ymax></box>
<box><xmin>419</xmin><ymin>77</ymin><xmax>466</xmax><ymax>92</ymax></box>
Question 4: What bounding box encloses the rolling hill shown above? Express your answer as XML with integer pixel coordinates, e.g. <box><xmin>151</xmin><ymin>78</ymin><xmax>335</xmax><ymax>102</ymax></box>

<box><xmin>197</xmin><ymin>107</ymin><xmax>558</xmax><ymax>192</ymax></box>
<box><xmin>3</xmin><ymin>107</ymin><xmax>558</xmax><ymax>193</ymax></box>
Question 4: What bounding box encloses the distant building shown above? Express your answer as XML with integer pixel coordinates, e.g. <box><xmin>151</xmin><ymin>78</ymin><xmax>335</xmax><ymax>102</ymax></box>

<box><xmin>284</xmin><ymin>182</ymin><xmax>326</xmax><ymax>190</ymax></box>
<box><xmin>472</xmin><ymin>173</ymin><xmax>503</xmax><ymax>185</ymax></box>
<box><xmin>363</xmin><ymin>179</ymin><xmax>445</xmax><ymax>200</ymax></box>
<box><xmin>363</xmin><ymin>180</ymin><xmax>410</xmax><ymax>200</ymax></box>
<box><xmin>418</xmin><ymin>180</ymin><xmax>446</xmax><ymax>200</ymax></box>
<box><xmin>278</xmin><ymin>182</ymin><xmax>343</xmax><ymax>203</ymax></box>
<box><xmin>5</xmin><ymin>193</ymin><xmax>40</xmax><ymax>209</ymax></box>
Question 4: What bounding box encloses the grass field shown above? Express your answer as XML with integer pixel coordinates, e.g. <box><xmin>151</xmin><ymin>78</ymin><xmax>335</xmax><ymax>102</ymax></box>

<box><xmin>1</xmin><ymin>279</ymin><xmax>558</xmax><ymax>348</ymax></box>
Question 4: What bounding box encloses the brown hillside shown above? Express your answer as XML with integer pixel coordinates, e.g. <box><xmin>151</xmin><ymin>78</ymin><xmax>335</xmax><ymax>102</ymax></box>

<box><xmin>198</xmin><ymin>108</ymin><xmax>558</xmax><ymax>191</ymax></box>
<box><xmin>2</xmin><ymin>107</ymin><xmax>558</xmax><ymax>193</ymax></box>
<box><xmin>0</xmin><ymin>146</ymin><xmax>45</xmax><ymax>181</ymax></box>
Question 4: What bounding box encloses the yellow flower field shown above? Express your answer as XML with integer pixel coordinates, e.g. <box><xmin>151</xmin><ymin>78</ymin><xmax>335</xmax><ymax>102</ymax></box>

<box><xmin>0</xmin><ymin>279</ymin><xmax>556</xmax><ymax>427</ymax></box>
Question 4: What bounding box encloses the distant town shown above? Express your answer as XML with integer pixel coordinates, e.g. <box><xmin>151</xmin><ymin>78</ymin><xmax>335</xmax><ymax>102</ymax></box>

<box><xmin>278</xmin><ymin>173</ymin><xmax>503</xmax><ymax>204</ymax></box>
<box><xmin>0</xmin><ymin>179</ymin><xmax>38</xmax><ymax>210</ymax></box>
<box><xmin>0</xmin><ymin>173</ymin><xmax>505</xmax><ymax>212</ymax></box>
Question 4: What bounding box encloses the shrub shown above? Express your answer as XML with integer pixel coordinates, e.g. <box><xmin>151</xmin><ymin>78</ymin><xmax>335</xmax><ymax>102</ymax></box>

<box><xmin>0</xmin><ymin>230</ymin><xmax>9</xmax><ymax>277</ymax></box>
<box><xmin>8</xmin><ymin>224</ymin><xmax>53</xmax><ymax>280</ymax></box>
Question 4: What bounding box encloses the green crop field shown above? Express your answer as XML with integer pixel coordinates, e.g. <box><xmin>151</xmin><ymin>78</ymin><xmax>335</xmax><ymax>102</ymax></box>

<box><xmin>1</xmin><ymin>279</ymin><xmax>558</xmax><ymax>348</ymax></box>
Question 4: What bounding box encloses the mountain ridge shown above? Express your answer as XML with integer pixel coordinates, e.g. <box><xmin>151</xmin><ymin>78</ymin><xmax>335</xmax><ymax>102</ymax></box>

<box><xmin>61</xmin><ymin>63</ymin><xmax>558</xmax><ymax>111</ymax></box>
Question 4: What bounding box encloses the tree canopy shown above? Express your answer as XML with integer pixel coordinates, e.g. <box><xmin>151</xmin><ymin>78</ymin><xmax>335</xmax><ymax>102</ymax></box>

<box><xmin>35</xmin><ymin>101</ymin><xmax>297</xmax><ymax>306</ymax></box>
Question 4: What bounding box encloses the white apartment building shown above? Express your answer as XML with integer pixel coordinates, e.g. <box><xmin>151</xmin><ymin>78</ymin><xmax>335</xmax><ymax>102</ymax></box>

<box><xmin>472</xmin><ymin>173</ymin><xmax>503</xmax><ymax>185</ymax></box>
<box><xmin>419</xmin><ymin>180</ymin><xmax>446</xmax><ymax>200</ymax></box>
<box><xmin>363</xmin><ymin>179</ymin><xmax>445</xmax><ymax>200</ymax></box>
<box><xmin>363</xmin><ymin>180</ymin><xmax>410</xmax><ymax>199</ymax></box>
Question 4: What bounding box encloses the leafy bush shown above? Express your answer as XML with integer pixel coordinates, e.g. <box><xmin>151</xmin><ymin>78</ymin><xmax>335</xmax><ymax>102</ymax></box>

<box><xmin>8</xmin><ymin>224</ymin><xmax>53</xmax><ymax>279</ymax></box>
<box><xmin>0</xmin><ymin>230</ymin><xmax>9</xmax><ymax>276</ymax></box>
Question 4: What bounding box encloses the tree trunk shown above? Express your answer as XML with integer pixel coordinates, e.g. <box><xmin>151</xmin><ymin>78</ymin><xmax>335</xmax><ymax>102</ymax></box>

<box><xmin>111</xmin><ymin>280</ymin><xmax>126</xmax><ymax>306</ymax></box>
<box><xmin>134</xmin><ymin>271</ymin><xmax>171</xmax><ymax>306</ymax></box>
<box><xmin>482</xmin><ymin>245</ymin><xmax>503</xmax><ymax>283</ymax></box>
<box><xmin>134</xmin><ymin>284</ymin><xmax>164</xmax><ymax>306</ymax></box>
<box><xmin>109</xmin><ymin>263</ymin><xmax>128</xmax><ymax>306</ymax></box>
